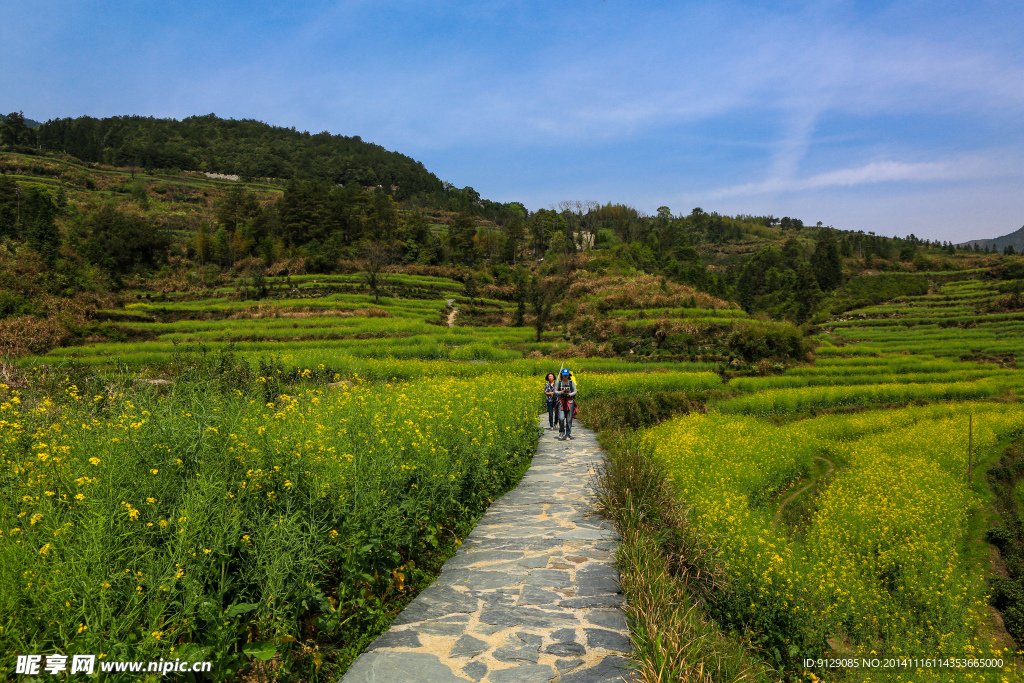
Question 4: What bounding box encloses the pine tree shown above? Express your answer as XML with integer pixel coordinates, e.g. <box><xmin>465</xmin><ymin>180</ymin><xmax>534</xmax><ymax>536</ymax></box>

<box><xmin>23</xmin><ymin>188</ymin><xmax>60</xmax><ymax>263</ymax></box>
<box><xmin>448</xmin><ymin>213</ymin><xmax>479</xmax><ymax>265</ymax></box>
<box><xmin>811</xmin><ymin>230</ymin><xmax>843</xmax><ymax>291</ymax></box>
<box><xmin>194</xmin><ymin>222</ymin><xmax>211</xmax><ymax>264</ymax></box>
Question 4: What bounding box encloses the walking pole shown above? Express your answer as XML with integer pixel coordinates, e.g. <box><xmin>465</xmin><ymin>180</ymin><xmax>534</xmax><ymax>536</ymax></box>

<box><xmin>555</xmin><ymin>362</ymin><xmax>566</xmax><ymax>437</ymax></box>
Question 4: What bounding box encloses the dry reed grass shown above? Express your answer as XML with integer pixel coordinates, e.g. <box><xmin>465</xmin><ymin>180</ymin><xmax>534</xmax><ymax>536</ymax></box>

<box><xmin>0</xmin><ymin>294</ymin><xmax>99</xmax><ymax>357</ymax></box>
<box><xmin>0</xmin><ymin>315</ymin><xmax>72</xmax><ymax>356</ymax></box>
<box><xmin>569</xmin><ymin>273</ymin><xmax>735</xmax><ymax>312</ymax></box>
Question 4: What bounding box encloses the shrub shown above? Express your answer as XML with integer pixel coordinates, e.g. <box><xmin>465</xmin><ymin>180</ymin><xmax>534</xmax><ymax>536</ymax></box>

<box><xmin>727</xmin><ymin>321</ymin><xmax>809</xmax><ymax>361</ymax></box>
<box><xmin>0</xmin><ymin>291</ymin><xmax>36</xmax><ymax>318</ymax></box>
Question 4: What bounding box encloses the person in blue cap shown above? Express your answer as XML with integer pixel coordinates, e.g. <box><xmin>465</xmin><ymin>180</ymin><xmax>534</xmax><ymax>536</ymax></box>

<box><xmin>555</xmin><ymin>368</ymin><xmax>577</xmax><ymax>440</ymax></box>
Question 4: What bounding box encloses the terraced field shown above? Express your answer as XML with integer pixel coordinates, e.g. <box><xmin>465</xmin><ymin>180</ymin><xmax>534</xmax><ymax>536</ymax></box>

<box><xmin>3</xmin><ymin>260</ymin><xmax>742</xmax><ymax>680</ymax></box>
<box><xmin>20</xmin><ymin>273</ymin><xmax>513</xmax><ymax>368</ymax></box>
<box><xmin>3</xmin><ymin>315</ymin><xmax>725</xmax><ymax>682</ymax></box>
<box><xmin>22</xmin><ymin>268</ymin><xmax>750</xmax><ymax>379</ymax></box>
<box><xmin>636</xmin><ymin>277</ymin><xmax>1024</xmax><ymax>680</ymax></box>
<box><xmin>819</xmin><ymin>280</ymin><xmax>1024</xmax><ymax>359</ymax></box>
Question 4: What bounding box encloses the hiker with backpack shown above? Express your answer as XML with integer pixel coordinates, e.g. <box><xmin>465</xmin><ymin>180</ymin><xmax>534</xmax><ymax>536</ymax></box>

<box><xmin>555</xmin><ymin>368</ymin><xmax>577</xmax><ymax>440</ymax></box>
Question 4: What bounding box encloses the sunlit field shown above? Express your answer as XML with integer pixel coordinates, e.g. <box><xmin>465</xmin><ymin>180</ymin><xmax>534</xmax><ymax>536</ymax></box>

<box><xmin>0</xmin><ymin>366</ymin><xmax>542</xmax><ymax>677</ymax></box>
<box><xmin>2</xmin><ymin>316</ymin><xmax>720</xmax><ymax>678</ymax></box>
<box><xmin>646</xmin><ymin>403</ymin><xmax>1024</xmax><ymax>676</ymax></box>
<box><xmin>631</xmin><ymin>278</ymin><xmax>1024</xmax><ymax>680</ymax></box>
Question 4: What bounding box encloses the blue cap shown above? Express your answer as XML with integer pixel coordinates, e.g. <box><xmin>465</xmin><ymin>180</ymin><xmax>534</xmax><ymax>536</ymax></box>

<box><xmin>561</xmin><ymin>369</ymin><xmax>570</xmax><ymax>375</ymax></box>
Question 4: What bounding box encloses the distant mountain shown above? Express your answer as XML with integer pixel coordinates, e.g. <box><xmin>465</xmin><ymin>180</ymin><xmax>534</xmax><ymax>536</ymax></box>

<box><xmin>30</xmin><ymin>113</ymin><xmax>446</xmax><ymax>199</ymax></box>
<box><xmin>959</xmin><ymin>225</ymin><xmax>1024</xmax><ymax>253</ymax></box>
<box><xmin>0</xmin><ymin>112</ymin><xmax>41</xmax><ymax>128</ymax></box>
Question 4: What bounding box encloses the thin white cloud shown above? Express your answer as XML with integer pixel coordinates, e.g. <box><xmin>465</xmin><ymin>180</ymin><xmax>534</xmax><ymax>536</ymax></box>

<box><xmin>703</xmin><ymin>152</ymin><xmax>1015</xmax><ymax>200</ymax></box>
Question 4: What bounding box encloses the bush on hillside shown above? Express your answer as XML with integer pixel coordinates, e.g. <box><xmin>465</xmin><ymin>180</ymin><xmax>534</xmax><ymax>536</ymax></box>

<box><xmin>727</xmin><ymin>321</ymin><xmax>810</xmax><ymax>362</ymax></box>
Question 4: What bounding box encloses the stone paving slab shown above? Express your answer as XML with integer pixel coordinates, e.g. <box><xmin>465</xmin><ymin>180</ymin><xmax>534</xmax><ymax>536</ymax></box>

<box><xmin>341</xmin><ymin>421</ymin><xmax>635</xmax><ymax>683</ymax></box>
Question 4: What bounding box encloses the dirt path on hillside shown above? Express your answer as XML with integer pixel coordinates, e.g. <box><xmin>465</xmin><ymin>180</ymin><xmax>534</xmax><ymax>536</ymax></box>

<box><xmin>773</xmin><ymin>456</ymin><xmax>835</xmax><ymax>528</ymax></box>
<box><xmin>446</xmin><ymin>299</ymin><xmax>458</xmax><ymax>328</ymax></box>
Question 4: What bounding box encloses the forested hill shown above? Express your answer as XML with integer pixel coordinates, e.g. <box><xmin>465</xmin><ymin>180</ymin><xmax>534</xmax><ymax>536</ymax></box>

<box><xmin>31</xmin><ymin>113</ymin><xmax>445</xmax><ymax>199</ymax></box>
<box><xmin>0</xmin><ymin>113</ymin><xmax>42</xmax><ymax>128</ymax></box>
<box><xmin>960</xmin><ymin>225</ymin><xmax>1024</xmax><ymax>255</ymax></box>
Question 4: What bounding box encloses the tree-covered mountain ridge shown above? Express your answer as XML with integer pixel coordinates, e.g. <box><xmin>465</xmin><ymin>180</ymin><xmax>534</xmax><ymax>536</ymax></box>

<box><xmin>2</xmin><ymin>111</ymin><xmax>448</xmax><ymax>200</ymax></box>
<box><xmin>959</xmin><ymin>225</ymin><xmax>1024</xmax><ymax>254</ymax></box>
<box><xmin>4</xmin><ymin>108</ymin><xmax>1024</xmax><ymax>364</ymax></box>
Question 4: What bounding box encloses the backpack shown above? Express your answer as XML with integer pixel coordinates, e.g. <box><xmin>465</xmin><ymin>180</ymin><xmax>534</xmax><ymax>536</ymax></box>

<box><xmin>557</xmin><ymin>375</ymin><xmax>579</xmax><ymax>417</ymax></box>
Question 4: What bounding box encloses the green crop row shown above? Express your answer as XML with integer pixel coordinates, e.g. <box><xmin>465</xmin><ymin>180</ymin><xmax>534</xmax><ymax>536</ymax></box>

<box><xmin>812</xmin><ymin>354</ymin><xmax>992</xmax><ymax>369</ymax></box>
<box><xmin>124</xmin><ymin>293</ymin><xmax>448</xmax><ymax>315</ymax></box>
<box><xmin>829</xmin><ymin>312</ymin><xmax>1024</xmax><ymax>329</ymax></box>
<box><xmin>729</xmin><ymin>368</ymin><xmax>1016</xmax><ymax>392</ymax></box>
<box><xmin>717</xmin><ymin>377</ymin><xmax>1024</xmax><ymax>416</ymax></box>
<box><xmin>790</xmin><ymin>359</ymin><xmax>999</xmax><ymax>375</ymax></box>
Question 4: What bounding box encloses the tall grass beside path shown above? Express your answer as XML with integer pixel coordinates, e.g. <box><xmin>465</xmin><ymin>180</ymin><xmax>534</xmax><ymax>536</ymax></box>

<box><xmin>594</xmin><ymin>431</ymin><xmax>773</xmax><ymax>683</ymax></box>
<box><xmin>584</xmin><ymin>372</ymin><xmax>722</xmax><ymax>397</ymax></box>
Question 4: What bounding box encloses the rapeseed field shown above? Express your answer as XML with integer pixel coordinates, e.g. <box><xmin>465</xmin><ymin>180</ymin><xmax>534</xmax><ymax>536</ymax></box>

<box><xmin>638</xmin><ymin>278</ymin><xmax>1024</xmax><ymax>681</ymax></box>
<box><xmin>0</xmin><ymin>372</ymin><xmax>541</xmax><ymax>678</ymax></box>
<box><xmin>646</xmin><ymin>404</ymin><xmax>1024</xmax><ymax>680</ymax></box>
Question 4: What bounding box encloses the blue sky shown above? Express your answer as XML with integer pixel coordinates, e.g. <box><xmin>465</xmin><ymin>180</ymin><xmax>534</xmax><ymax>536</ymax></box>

<box><xmin>2</xmin><ymin>1</ymin><xmax>1021</xmax><ymax>241</ymax></box>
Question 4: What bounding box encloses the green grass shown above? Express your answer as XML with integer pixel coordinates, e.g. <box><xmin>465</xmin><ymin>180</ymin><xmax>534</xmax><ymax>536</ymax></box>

<box><xmin>717</xmin><ymin>378</ymin><xmax>1023</xmax><ymax>416</ymax></box>
<box><xmin>729</xmin><ymin>368</ymin><xmax>1018</xmax><ymax>392</ymax></box>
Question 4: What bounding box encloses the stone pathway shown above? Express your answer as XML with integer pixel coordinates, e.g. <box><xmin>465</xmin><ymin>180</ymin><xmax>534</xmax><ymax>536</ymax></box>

<box><xmin>341</xmin><ymin>421</ymin><xmax>634</xmax><ymax>683</ymax></box>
